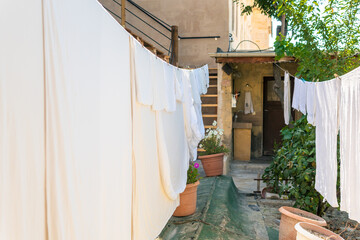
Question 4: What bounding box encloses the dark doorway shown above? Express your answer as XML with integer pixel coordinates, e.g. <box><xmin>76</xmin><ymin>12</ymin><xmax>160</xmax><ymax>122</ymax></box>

<box><xmin>263</xmin><ymin>76</ymin><xmax>294</xmax><ymax>155</ymax></box>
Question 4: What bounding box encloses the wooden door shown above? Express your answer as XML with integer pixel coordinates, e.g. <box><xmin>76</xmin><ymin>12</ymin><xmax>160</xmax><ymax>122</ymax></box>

<box><xmin>263</xmin><ymin>77</ymin><xmax>294</xmax><ymax>155</ymax></box>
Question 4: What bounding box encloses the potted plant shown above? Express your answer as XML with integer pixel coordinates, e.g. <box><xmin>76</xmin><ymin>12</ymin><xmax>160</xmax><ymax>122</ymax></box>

<box><xmin>279</xmin><ymin>206</ymin><xmax>327</xmax><ymax>240</ymax></box>
<box><xmin>173</xmin><ymin>162</ymin><xmax>201</xmax><ymax>217</ymax></box>
<box><xmin>198</xmin><ymin>121</ymin><xmax>229</xmax><ymax>177</ymax></box>
<box><xmin>295</xmin><ymin>222</ymin><xmax>343</xmax><ymax>240</ymax></box>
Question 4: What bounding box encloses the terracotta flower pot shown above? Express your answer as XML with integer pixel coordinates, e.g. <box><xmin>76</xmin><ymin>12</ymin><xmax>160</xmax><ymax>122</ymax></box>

<box><xmin>295</xmin><ymin>222</ymin><xmax>344</xmax><ymax>240</ymax></box>
<box><xmin>173</xmin><ymin>181</ymin><xmax>200</xmax><ymax>217</ymax></box>
<box><xmin>279</xmin><ymin>206</ymin><xmax>327</xmax><ymax>240</ymax></box>
<box><xmin>198</xmin><ymin>153</ymin><xmax>224</xmax><ymax>177</ymax></box>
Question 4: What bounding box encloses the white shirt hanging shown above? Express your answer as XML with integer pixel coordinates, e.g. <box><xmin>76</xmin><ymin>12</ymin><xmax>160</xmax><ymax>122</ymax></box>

<box><xmin>244</xmin><ymin>91</ymin><xmax>254</xmax><ymax>114</ymax></box>
<box><xmin>284</xmin><ymin>72</ymin><xmax>291</xmax><ymax>125</ymax></box>
<box><xmin>314</xmin><ymin>78</ymin><xmax>340</xmax><ymax>208</ymax></box>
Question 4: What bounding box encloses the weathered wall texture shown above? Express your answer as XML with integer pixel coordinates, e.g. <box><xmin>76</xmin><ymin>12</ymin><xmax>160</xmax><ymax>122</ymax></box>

<box><xmin>99</xmin><ymin>0</ymin><xmax>230</xmax><ymax>68</ymax></box>
<box><xmin>99</xmin><ymin>0</ymin><xmax>272</xmax><ymax>68</ymax></box>
<box><xmin>232</xmin><ymin>62</ymin><xmax>298</xmax><ymax>158</ymax></box>
<box><xmin>217</xmin><ymin>63</ymin><xmax>233</xmax><ymax>174</ymax></box>
<box><xmin>229</xmin><ymin>0</ymin><xmax>272</xmax><ymax>51</ymax></box>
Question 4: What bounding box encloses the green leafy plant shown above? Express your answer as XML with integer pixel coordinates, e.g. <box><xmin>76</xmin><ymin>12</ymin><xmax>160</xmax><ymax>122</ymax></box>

<box><xmin>199</xmin><ymin>121</ymin><xmax>229</xmax><ymax>156</ymax></box>
<box><xmin>238</xmin><ymin>0</ymin><xmax>360</xmax><ymax>82</ymax></box>
<box><xmin>263</xmin><ymin>116</ymin><xmax>340</xmax><ymax>216</ymax></box>
<box><xmin>187</xmin><ymin>162</ymin><xmax>201</xmax><ymax>184</ymax></box>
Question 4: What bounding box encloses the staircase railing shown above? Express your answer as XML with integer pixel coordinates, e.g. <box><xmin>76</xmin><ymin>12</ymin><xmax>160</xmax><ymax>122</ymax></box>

<box><xmin>102</xmin><ymin>0</ymin><xmax>179</xmax><ymax>65</ymax></box>
<box><xmin>102</xmin><ymin>0</ymin><xmax>221</xmax><ymax>66</ymax></box>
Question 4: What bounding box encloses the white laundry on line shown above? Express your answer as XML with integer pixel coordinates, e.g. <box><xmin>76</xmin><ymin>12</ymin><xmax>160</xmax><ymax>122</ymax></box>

<box><xmin>306</xmin><ymin>81</ymin><xmax>317</xmax><ymax>126</ymax></box>
<box><xmin>284</xmin><ymin>71</ymin><xmax>291</xmax><ymax>125</ymax></box>
<box><xmin>292</xmin><ymin>77</ymin><xmax>307</xmax><ymax>115</ymax></box>
<box><xmin>339</xmin><ymin>67</ymin><xmax>360</xmax><ymax>222</ymax></box>
<box><xmin>43</xmin><ymin>0</ymin><xmax>133</xmax><ymax>239</ymax></box>
<box><xmin>314</xmin><ymin>78</ymin><xmax>340</xmax><ymax>208</ymax></box>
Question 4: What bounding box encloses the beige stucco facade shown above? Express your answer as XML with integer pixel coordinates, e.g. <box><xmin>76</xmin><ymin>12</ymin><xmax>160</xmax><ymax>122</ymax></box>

<box><xmin>100</xmin><ymin>0</ymin><xmax>272</xmax><ymax>68</ymax></box>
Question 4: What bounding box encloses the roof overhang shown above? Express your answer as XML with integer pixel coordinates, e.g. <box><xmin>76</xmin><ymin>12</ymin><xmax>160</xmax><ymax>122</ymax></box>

<box><xmin>209</xmin><ymin>51</ymin><xmax>296</xmax><ymax>64</ymax></box>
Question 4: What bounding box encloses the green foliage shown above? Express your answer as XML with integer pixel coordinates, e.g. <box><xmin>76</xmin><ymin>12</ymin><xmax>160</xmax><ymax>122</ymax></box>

<box><xmin>199</xmin><ymin>121</ymin><xmax>230</xmax><ymax>156</ymax></box>
<box><xmin>263</xmin><ymin>116</ymin><xmax>339</xmax><ymax>216</ymax></box>
<box><xmin>239</xmin><ymin>0</ymin><xmax>360</xmax><ymax>81</ymax></box>
<box><xmin>187</xmin><ymin>162</ymin><xmax>201</xmax><ymax>184</ymax></box>
<box><xmin>274</xmin><ymin>0</ymin><xmax>360</xmax><ymax>81</ymax></box>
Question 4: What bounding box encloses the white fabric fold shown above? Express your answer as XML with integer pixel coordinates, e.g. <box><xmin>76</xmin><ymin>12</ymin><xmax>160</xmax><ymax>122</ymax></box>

<box><xmin>0</xmin><ymin>0</ymin><xmax>46</xmax><ymax>238</ymax></box>
<box><xmin>182</xmin><ymin>70</ymin><xmax>203</xmax><ymax>161</ymax></box>
<box><xmin>314</xmin><ymin>78</ymin><xmax>340</xmax><ymax>208</ymax></box>
<box><xmin>339</xmin><ymin>67</ymin><xmax>360</xmax><ymax>222</ymax></box>
<box><xmin>152</xmin><ymin>57</ymin><xmax>167</xmax><ymax>111</ymax></box>
<box><xmin>292</xmin><ymin>77</ymin><xmax>307</xmax><ymax>114</ymax></box>
<box><xmin>163</xmin><ymin>62</ymin><xmax>177</xmax><ymax>112</ymax></box>
<box><xmin>134</xmin><ymin>40</ymin><xmax>153</xmax><ymax>105</ymax></box>
<box><xmin>306</xmin><ymin>81</ymin><xmax>317</xmax><ymax>126</ymax></box>
<box><xmin>175</xmin><ymin>68</ymin><xmax>184</xmax><ymax>102</ymax></box>
<box><xmin>44</xmin><ymin>0</ymin><xmax>132</xmax><ymax>239</ymax></box>
<box><xmin>155</xmin><ymin>104</ymin><xmax>189</xmax><ymax>200</ymax></box>
<box><xmin>284</xmin><ymin>72</ymin><xmax>291</xmax><ymax>125</ymax></box>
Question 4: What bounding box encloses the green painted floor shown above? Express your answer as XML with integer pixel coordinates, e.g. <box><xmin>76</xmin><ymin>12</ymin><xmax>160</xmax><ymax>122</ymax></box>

<box><xmin>159</xmin><ymin>176</ymin><xmax>273</xmax><ymax>240</ymax></box>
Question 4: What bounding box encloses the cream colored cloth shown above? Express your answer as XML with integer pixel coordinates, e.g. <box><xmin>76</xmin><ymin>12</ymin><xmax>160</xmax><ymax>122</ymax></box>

<box><xmin>44</xmin><ymin>0</ymin><xmax>132</xmax><ymax>239</ymax></box>
<box><xmin>130</xmin><ymin>38</ymin><xmax>188</xmax><ymax>240</ymax></box>
<box><xmin>0</xmin><ymin>0</ymin><xmax>46</xmax><ymax>239</ymax></box>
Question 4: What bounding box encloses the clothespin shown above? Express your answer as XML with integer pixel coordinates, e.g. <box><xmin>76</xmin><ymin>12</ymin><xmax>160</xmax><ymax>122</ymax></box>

<box><xmin>301</xmin><ymin>78</ymin><xmax>306</xmax><ymax>83</ymax></box>
<box><xmin>334</xmin><ymin>73</ymin><xmax>340</xmax><ymax>80</ymax></box>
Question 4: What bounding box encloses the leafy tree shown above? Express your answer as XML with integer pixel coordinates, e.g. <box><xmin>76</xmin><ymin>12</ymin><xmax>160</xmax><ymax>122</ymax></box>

<box><xmin>238</xmin><ymin>0</ymin><xmax>360</xmax><ymax>81</ymax></box>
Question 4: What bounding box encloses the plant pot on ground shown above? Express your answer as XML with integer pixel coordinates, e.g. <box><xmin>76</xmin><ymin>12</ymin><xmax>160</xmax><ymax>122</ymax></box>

<box><xmin>295</xmin><ymin>222</ymin><xmax>344</xmax><ymax>240</ymax></box>
<box><xmin>198</xmin><ymin>121</ymin><xmax>229</xmax><ymax>177</ymax></box>
<box><xmin>173</xmin><ymin>162</ymin><xmax>201</xmax><ymax>217</ymax></box>
<box><xmin>279</xmin><ymin>206</ymin><xmax>327</xmax><ymax>240</ymax></box>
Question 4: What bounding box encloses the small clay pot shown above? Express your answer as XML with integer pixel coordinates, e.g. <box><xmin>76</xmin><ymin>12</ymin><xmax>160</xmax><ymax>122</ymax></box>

<box><xmin>173</xmin><ymin>181</ymin><xmax>200</xmax><ymax>217</ymax></box>
<box><xmin>279</xmin><ymin>206</ymin><xmax>327</xmax><ymax>240</ymax></box>
<box><xmin>198</xmin><ymin>153</ymin><xmax>224</xmax><ymax>177</ymax></box>
<box><xmin>295</xmin><ymin>222</ymin><xmax>344</xmax><ymax>240</ymax></box>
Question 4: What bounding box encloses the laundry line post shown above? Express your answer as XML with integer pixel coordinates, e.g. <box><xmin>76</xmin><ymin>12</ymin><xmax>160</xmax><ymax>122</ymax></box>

<box><xmin>121</xmin><ymin>0</ymin><xmax>126</xmax><ymax>27</ymax></box>
<box><xmin>170</xmin><ymin>25</ymin><xmax>179</xmax><ymax>66</ymax></box>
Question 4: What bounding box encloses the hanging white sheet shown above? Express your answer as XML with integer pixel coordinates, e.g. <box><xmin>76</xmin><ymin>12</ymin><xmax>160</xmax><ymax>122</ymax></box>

<box><xmin>183</xmin><ymin>70</ymin><xmax>203</xmax><ymax>160</ymax></box>
<box><xmin>163</xmin><ymin>62</ymin><xmax>177</xmax><ymax>112</ymax></box>
<box><xmin>43</xmin><ymin>0</ymin><xmax>132</xmax><ymax>239</ymax></box>
<box><xmin>130</xmin><ymin>38</ymin><xmax>188</xmax><ymax>240</ymax></box>
<box><xmin>306</xmin><ymin>81</ymin><xmax>317</xmax><ymax>126</ymax></box>
<box><xmin>0</xmin><ymin>0</ymin><xmax>46</xmax><ymax>239</ymax></box>
<box><xmin>292</xmin><ymin>77</ymin><xmax>307</xmax><ymax>114</ymax></box>
<box><xmin>191</xmin><ymin>69</ymin><xmax>206</xmax><ymax>138</ymax></box>
<box><xmin>314</xmin><ymin>78</ymin><xmax>340</xmax><ymax>208</ymax></box>
<box><xmin>339</xmin><ymin>67</ymin><xmax>360</xmax><ymax>222</ymax></box>
<box><xmin>284</xmin><ymin>72</ymin><xmax>291</xmax><ymax>125</ymax></box>
<box><xmin>134</xmin><ymin>40</ymin><xmax>153</xmax><ymax>105</ymax></box>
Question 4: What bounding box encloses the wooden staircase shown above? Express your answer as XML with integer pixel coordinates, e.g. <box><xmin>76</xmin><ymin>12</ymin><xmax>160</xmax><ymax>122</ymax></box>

<box><xmin>199</xmin><ymin>68</ymin><xmax>218</xmax><ymax>153</ymax></box>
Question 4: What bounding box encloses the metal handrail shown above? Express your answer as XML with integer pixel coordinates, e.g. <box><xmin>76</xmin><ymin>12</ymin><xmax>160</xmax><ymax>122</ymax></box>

<box><xmin>126</xmin><ymin>0</ymin><xmax>172</xmax><ymax>31</ymax></box>
<box><xmin>103</xmin><ymin>7</ymin><xmax>170</xmax><ymax>52</ymax></box>
<box><xmin>113</xmin><ymin>0</ymin><xmax>171</xmax><ymax>41</ymax></box>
